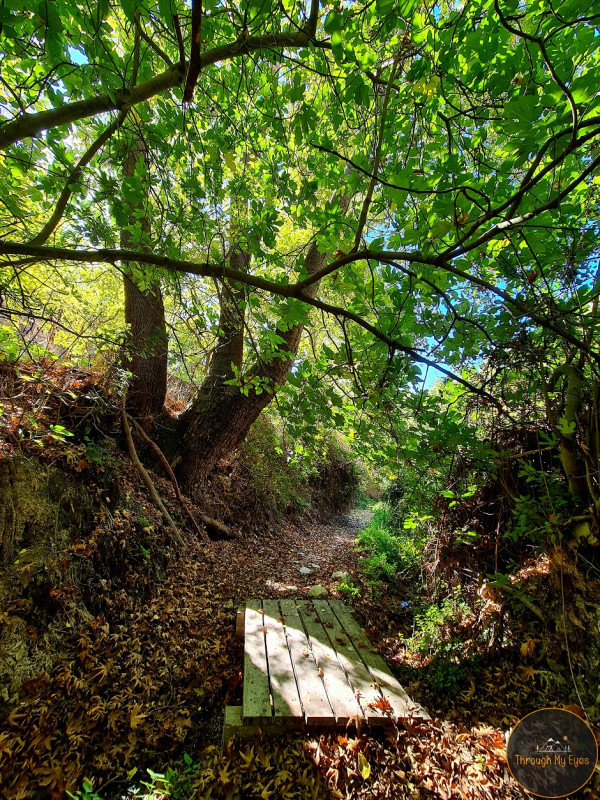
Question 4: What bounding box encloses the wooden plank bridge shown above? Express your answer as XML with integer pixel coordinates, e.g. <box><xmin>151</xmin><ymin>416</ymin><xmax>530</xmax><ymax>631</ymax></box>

<box><xmin>223</xmin><ymin>598</ymin><xmax>429</xmax><ymax>742</ymax></box>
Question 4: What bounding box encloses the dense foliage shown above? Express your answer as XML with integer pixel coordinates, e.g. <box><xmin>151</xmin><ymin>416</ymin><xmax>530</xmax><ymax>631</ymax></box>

<box><xmin>0</xmin><ymin>0</ymin><xmax>599</xmax><ymax>498</ymax></box>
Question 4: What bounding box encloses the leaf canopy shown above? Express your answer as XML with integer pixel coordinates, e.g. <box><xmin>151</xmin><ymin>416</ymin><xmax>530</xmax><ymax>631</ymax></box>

<box><xmin>1</xmin><ymin>0</ymin><xmax>600</xmax><ymax>471</ymax></box>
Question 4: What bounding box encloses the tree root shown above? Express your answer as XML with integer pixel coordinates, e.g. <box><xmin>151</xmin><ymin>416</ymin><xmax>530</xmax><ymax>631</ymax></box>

<box><xmin>120</xmin><ymin>395</ymin><xmax>185</xmax><ymax>548</ymax></box>
<box><xmin>127</xmin><ymin>413</ymin><xmax>232</xmax><ymax>541</ymax></box>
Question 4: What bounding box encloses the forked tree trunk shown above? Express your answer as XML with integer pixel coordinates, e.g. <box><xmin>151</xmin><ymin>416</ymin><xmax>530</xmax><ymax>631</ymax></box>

<box><xmin>172</xmin><ymin>239</ymin><xmax>329</xmax><ymax>490</ymax></box>
<box><xmin>120</xmin><ymin>132</ymin><xmax>168</xmax><ymax>427</ymax></box>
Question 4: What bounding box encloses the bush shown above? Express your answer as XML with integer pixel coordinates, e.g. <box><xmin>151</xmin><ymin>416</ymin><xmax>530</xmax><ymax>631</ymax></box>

<box><xmin>310</xmin><ymin>430</ymin><xmax>359</xmax><ymax>512</ymax></box>
<box><xmin>357</xmin><ymin>502</ymin><xmax>424</xmax><ymax>582</ymax></box>
<box><xmin>338</xmin><ymin>575</ymin><xmax>361</xmax><ymax>599</ymax></box>
<box><xmin>236</xmin><ymin>419</ymin><xmax>361</xmax><ymax>521</ymax></box>
<box><xmin>238</xmin><ymin>417</ymin><xmax>310</xmax><ymax>519</ymax></box>
<box><xmin>353</xmin><ymin>488</ymin><xmax>373</xmax><ymax>509</ymax></box>
<box><xmin>427</xmin><ymin>658</ymin><xmax>465</xmax><ymax>695</ymax></box>
<box><xmin>404</xmin><ymin>588</ymin><xmax>471</xmax><ymax>656</ymax></box>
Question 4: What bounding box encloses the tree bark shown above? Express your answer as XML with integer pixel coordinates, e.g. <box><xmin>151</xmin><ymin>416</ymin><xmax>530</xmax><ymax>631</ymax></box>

<box><xmin>172</xmin><ymin>245</ymin><xmax>249</xmax><ymax>486</ymax></box>
<box><xmin>121</xmin><ymin>132</ymin><xmax>168</xmax><ymax>427</ymax></box>
<box><xmin>545</xmin><ymin>364</ymin><xmax>588</xmax><ymax>499</ymax></box>
<box><xmin>172</xmin><ymin>236</ymin><xmax>337</xmax><ymax>490</ymax></box>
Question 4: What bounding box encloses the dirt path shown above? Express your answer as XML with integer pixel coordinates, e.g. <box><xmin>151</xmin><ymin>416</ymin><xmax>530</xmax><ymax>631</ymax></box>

<box><xmin>0</xmin><ymin>505</ymin><xmax>525</xmax><ymax>800</ymax></box>
<box><xmin>204</xmin><ymin>508</ymin><xmax>372</xmax><ymax>603</ymax></box>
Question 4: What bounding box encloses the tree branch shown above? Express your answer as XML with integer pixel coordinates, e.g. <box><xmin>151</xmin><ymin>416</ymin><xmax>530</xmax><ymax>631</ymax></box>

<box><xmin>29</xmin><ymin>111</ymin><xmax>128</xmax><ymax>246</ymax></box>
<box><xmin>183</xmin><ymin>0</ymin><xmax>203</xmax><ymax>103</ymax></box>
<box><xmin>0</xmin><ymin>63</ymin><xmax>185</xmax><ymax>150</ymax></box>
<box><xmin>443</xmin><ymin>150</ymin><xmax>600</xmax><ymax>261</ymax></box>
<box><xmin>493</xmin><ymin>0</ymin><xmax>578</xmax><ymax>143</ymax></box>
<box><xmin>136</xmin><ymin>17</ymin><xmax>174</xmax><ymax>67</ymax></box>
<box><xmin>0</xmin><ymin>241</ymin><xmax>429</xmax><ymax>295</ymax></box>
<box><xmin>353</xmin><ymin>57</ymin><xmax>399</xmax><ymax>251</ymax></box>
<box><xmin>0</xmin><ymin>28</ymin><xmax>329</xmax><ymax>150</ymax></box>
<box><xmin>2</xmin><ymin>237</ymin><xmax>597</xmax><ymax>373</ymax></box>
<box><xmin>305</xmin><ymin>293</ymin><xmax>509</xmax><ymax>413</ymax></box>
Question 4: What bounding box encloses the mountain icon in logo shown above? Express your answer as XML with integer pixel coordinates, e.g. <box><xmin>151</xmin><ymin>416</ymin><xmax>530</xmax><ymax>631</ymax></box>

<box><xmin>535</xmin><ymin>738</ymin><xmax>572</xmax><ymax>754</ymax></box>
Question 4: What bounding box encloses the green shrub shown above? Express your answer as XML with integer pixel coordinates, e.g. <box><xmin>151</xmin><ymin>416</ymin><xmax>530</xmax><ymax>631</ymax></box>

<box><xmin>404</xmin><ymin>588</ymin><xmax>471</xmax><ymax>656</ymax></box>
<box><xmin>426</xmin><ymin>653</ymin><xmax>483</xmax><ymax>696</ymax></box>
<box><xmin>69</xmin><ymin>780</ymin><xmax>103</xmax><ymax>800</ymax></box>
<box><xmin>69</xmin><ymin>754</ymin><xmax>198</xmax><ymax>800</ymax></box>
<box><xmin>238</xmin><ymin>417</ymin><xmax>309</xmax><ymax>518</ymax></box>
<box><xmin>310</xmin><ymin>430</ymin><xmax>359</xmax><ymax>512</ymax></box>
<box><xmin>427</xmin><ymin>658</ymin><xmax>465</xmax><ymax>694</ymax></box>
<box><xmin>354</xmin><ymin>488</ymin><xmax>373</xmax><ymax>509</ymax></box>
<box><xmin>239</xmin><ymin>419</ymin><xmax>360</xmax><ymax>519</ymax></box>
<box><xmin>506</xmin><ymin>463</ymin><xmax>576</xmax><ymax>543</ymax></box>
<box><xmin>338</xmin><ymin>575</ymin><xmax>361</xmax><ymax>599</ymax></box>
<box><xmin>357</xmin><ymin>502</ymin><xmax>424</xmax><ymax>582</ymax></box>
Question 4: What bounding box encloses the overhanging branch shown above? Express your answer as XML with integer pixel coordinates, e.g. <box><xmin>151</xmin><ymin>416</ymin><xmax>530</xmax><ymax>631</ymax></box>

<box><xmin>0</xmin><ymin>238</ymin><xmax>508</xmax><ymax>407</ymax></box>
<box><xmin>0</xmin><ymin>28</ymin><xmax>328</xmax><ymax>150</ymax></box>
<box><xmin>1</xmin><ymin>240</ymin><xmax>597</xmax><ymax>369</ymax></box>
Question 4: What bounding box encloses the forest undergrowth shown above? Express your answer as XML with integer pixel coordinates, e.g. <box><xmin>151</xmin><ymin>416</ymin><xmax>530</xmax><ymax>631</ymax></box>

<box><xmin>0</xmin><ymin>361</ymin><xmax>599</xmax><ymax>800</ymax></box>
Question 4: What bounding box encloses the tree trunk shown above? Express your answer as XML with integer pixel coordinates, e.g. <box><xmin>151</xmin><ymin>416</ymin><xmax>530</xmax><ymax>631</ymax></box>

<box><xmin>172</xmin><ymin>239</ymin><xmax>328</xmax><ymax>490</ymax></box>
<box><xmin>120</xmin><ymin>132</ymin><xmax>168</xmax><ymax>427</ymax></box>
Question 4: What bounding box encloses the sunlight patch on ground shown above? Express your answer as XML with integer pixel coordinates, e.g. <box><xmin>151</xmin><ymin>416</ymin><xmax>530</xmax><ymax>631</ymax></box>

<box><xmin>265</xmin><ymin>579</ymin><xmax>300</xmax><ymax>592</ymax></box>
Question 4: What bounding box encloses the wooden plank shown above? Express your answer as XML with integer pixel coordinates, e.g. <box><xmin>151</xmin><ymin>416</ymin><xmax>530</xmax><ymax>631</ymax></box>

<box><xmin>329</xmin><ymin>599</ymin><xmax>430</xmax><ymax>721</ymax></box>
<box><xmin>222</xmin><ymin>705</ymin><xmax>297</xmax><ymax>745</ymax></box>
<box><xmin>279</xmin><ymin>598</ymin><xmax>335</xmax><ymax>727</ymax></box>
<box><xmin>262</xmin><ymin>599</ymin><xmax>303</xmax><ymax>724</ymax></box>
<box><xmin>296</xmin><ymin>600</ymin><xmax>364</xmax><ymax>726</ymax></box>
<box><xmin>235</xmin><ymin>607</ymin><xmax>245</xmax><ymax>640</ymax></box>
<box><xmin>222</xmin><ymin>705</ymin><xmax>245</xmax><ymax>746</ymax></box>
<box><xmin>312</xmin><ymin>599</ymin><xmax>392</xmax><ymax>726</ymax></box>
<box><xmin>242</xmin><ymin>600</ymin><xmax>273</xmax><ymax>723</ymax></box>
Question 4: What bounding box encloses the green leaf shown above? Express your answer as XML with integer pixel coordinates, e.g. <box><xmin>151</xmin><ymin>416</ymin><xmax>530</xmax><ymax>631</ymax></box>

<box><xmin>324</xmin><ymin>12</ymin><xmax>344</xmax><ymax>33</ymax></box>
<box><xmin>556</xmin><ymin>417</ymin><xmax>576</xmax><ymax>436</ymax></box>
<box><xmin>37</xmin><ymin>0</ymin><xmax>63</xmax><ymax>31</ymax></box>
<box><xmin>157</xmin><ymin>0</ymin><xmax>173</xmax><ymax>24</ymax></box>
<box><xmin>398</xmin><ymin>0</ymin><xmax>419</xmax><ymax>14</ymax></box>
<box><xmin>503</xmin><ymin>95</ymin><xmax>541</xmax><ymax>127</ymax></box>
<box><xmin>358</xmin><ymin>752</ymin><xmax>371</xmax><ymax>779</ymax></box>
<box><xmin>331</xmin><ymin>31</ymin><xmax>345</xmax><ymax>63</ymax></box>
<box><xmin>120</xmin><ymin>0</ymin><xmax>137</xmax><ymax>23</ymax></box>
<box><xmin>224</xmin><ymin>152</ymin><xmax>237</xmax><ymax>173</ymax></box>
<box><xmin>537</xmin><ymin>431</ymin><xmax>558</xmax><ymax>448</ymax></box>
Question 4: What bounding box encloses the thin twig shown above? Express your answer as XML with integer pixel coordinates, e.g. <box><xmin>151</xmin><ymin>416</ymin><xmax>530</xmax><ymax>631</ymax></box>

<box><xmin>128</xmin><ymin>414</ymin><xmax>219</xmax><ymax>540</ymax></box>
<box><xmin>120</xmin><ymin>393</ymin><xmax>185</xmax><ymax>547</ymax></box>
<box><xmin>173</xmin><ymin>14</ymin><xmax>186</xmax><ymax>64</ymax></box>
<box><xmin>29</xmin><ymin>111</ymin><xmax>128</xmax><ymax>245</ymax></box>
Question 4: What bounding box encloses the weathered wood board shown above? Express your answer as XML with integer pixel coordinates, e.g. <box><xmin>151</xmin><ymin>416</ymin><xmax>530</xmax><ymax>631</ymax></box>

<box><xmin>262</xmin><ymin>599</ymin><xmax>303</xmax><ymax>724</ymax></box>
<box><xmin>232</xmin><ymin>596</ymin><xmax>428</xmax><ymax>743</ymax></box>
<box><xmin>312</xmin><ymin>598</ymin><xmax>391</xmax><ymax>725</ymax></box>
<box><xmin>296</xmin><ymin>600</ymin><xmax>364</xmax><ymax>725</ymax></box>
<box><xmin>279</xmin><ymin>598</ymin><xmax>335</xmax><ymax>726</ymax></box>
<box><xmin>329</xmin><ymin>599</ymin><xmax>430</xmax><ymax>721</ymax></box>
<box><xmin>242</xmin><ymin>600</ymin><xmax>272</xmax><ymax>723</ymax></box>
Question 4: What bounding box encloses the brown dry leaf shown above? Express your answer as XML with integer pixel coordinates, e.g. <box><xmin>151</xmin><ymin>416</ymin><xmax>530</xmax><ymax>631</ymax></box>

<box><xmin>519</xmin><ymin>638</ymin><xmax>538</xmax><ymax>658</ymax></box>
<box><xmin>129</xmin><ymin>704</ymin><xmax>147</xmax><ymax>730</ymax></box>
<box><xmin>517</xmin><ymin>665</ymin><xmax>536</xmax><ymax>681</ymax></box>
<box><xmin>367</xmin><ymin>696</ymin><xmax>393</xmax><ymax>714</ymax></box>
